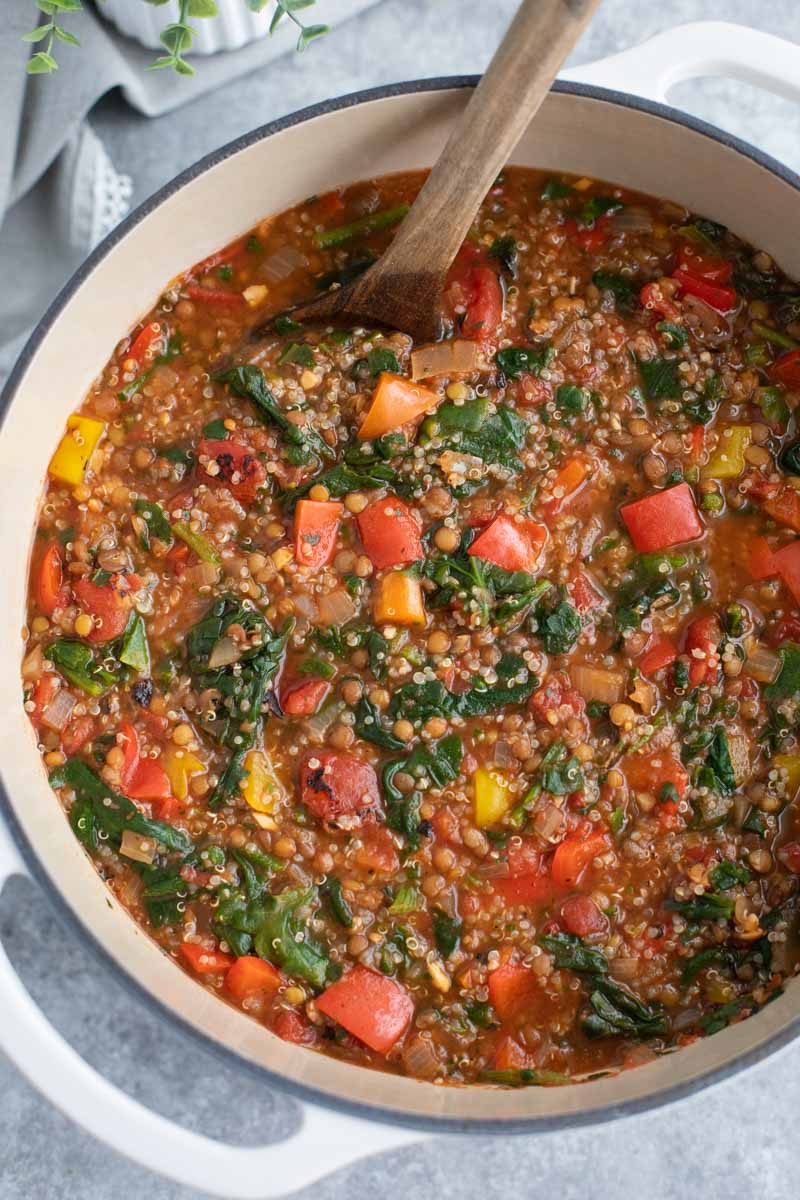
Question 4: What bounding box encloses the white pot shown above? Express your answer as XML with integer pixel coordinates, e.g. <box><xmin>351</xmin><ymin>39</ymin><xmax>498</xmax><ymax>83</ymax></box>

<box><xmin>97</xmin><ymin>0</ymin><xmax>271</xmax><ymax>54</ymax></box>
<box><xmin>3</xmin><ymin>18</ymin><xmax>800</xmax><ymax>1199</ymax></box>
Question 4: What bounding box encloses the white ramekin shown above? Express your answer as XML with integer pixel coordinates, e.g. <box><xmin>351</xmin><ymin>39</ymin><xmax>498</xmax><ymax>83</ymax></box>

<box><xmin>96</xmin><ymin>0</ymin><xmax>271</xmax><ymax>54</ymax></box>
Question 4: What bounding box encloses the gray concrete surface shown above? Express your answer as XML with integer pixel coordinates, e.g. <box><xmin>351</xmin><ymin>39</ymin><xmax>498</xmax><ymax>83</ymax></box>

<box><xmin>3</xmin><ymin>1</ymin><xmax>800</xmax><ymax>1196</ymax></box>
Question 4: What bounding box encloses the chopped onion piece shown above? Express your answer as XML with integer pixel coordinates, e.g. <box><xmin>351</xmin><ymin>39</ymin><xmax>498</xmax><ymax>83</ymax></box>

<box><xmin>293</xmin><ymin>592</ymin><xmax>319</xmax><ymax>621</ymax></box>
<box><xmin>493</xmin><ymin>739</ymin><xmax>514</xmax><ymax>768</ymax></box>
<box><xmin>208</xmin><ymin>636</ymin><xmax>241</xmax><ymax>669</ymax></box>
<box><xmin>569</xmin><ymin>663</ymin><xmax>626</xmax><ymax>705</ymax></box>
<box><xmin>42</xmin><ymin>688</ymin><xmax>75</xmax><ymax>732</ymax></box>
<box><xmin>411</xmin><ymin>339</ymin><xmax>483</xmax><ymax>380</ymax></box>
<box><xmin>533</xmin><ymin>803</ymin><xmax>566</xmax><ymax>843</ymax></box>
<box><xmin>305</xmin><ymin>700</ymin><xmax>344</xmax><ymax>742</ymax></box>
<box><xmin>185</xmin><ymin>562</ymin><xmax>221</xmax><ymax>589</ymax></box>
<box><xmin>611</xmin><ymin>957</ymin><xmax>639</xmax><ymax>981</ymax></box>
<box><xmin>22</xmin><ymin>644</ymin><xmax>43</xmax><ymax>680</ymax></box>
<box><xmin>744</xmin><ymin>644</ymin><xmax>781</xmax><ymax>684</ymax></box>
<box><xmin>262</xmin><ymin>244</ymin><xmax>308</xmax><ymax>284</ymax></box>
<box><xmin>609</xmin><ymin>207</ymin><xmax>654</xmax><ymax>235</ymax></box>
<box><xmin>317</xmin><ymin>588</ymin><xmax>356</xmax><ymax>627</ymax></box>
<box><xmin>401</xmin><ymin>1035</ymin><xmax>440</xmax><ymax>1079</ymax></box>
<box><xmin>727</xmin><ymin>733</ymin><xmax>751</xmax><ymax>786</ymax></box>
<box><xmin>119</xmin><ymin>830</ymin><xmax>157</xmax><ymax>865</ymax></box>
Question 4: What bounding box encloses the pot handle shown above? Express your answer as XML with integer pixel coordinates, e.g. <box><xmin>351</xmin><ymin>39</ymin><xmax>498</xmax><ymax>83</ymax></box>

<box><xmin>560</xmin><ymin>20</ymin><xmax>800</xmax><ymax>106</ymax></box>
<box><xmin>0</xmin><ymin>824</ymin><xmax>426</xmax><ymax>1198</ymax></box>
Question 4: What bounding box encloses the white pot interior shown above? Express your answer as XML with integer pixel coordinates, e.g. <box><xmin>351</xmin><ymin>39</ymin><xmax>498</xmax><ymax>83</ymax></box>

<box><xmin>2</xmin><ymin>84</ymin><xmax>800</xmax><ymax>1124</ymax></box>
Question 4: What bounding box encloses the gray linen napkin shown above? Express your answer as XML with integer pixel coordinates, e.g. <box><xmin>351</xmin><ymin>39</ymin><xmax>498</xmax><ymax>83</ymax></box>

<box><xmin>0</xmin><ymin>0</ymin><xmax>380</xmax><ymax>383</ymax></box>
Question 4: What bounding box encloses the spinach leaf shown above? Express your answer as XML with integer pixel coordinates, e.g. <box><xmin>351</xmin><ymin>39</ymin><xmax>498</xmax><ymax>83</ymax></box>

<box><xmin>583</xmin><ymin>978</ymin><xmax>668</xmax><ymax>1039</ymax></box>
<box><xmin>577</xmin><ymin>196</ymin><xmax>621</xmax><ymax>227</ymax></box>
<box><xmin>203</xmin><ymin>417</ymin><xmax>229</xmax><ymax>439</ymax></box>
<box><xmin>488</xmin><ymin>235</ymin><xmax>518</xmax><ymax>276</ymax></box>
<box><xmin>667</xmin><ymin>892</ymin><xmax>735</xmax><ymax>922</ymax></box>
<box><xmin>540</xmin><ymin>753</ymin><xmax>584</xmax><ymax>795</ymax></box>
<box><xmin>133</xmin><ymin>498</ymin><xmax>173</xmax><ymax>548</ymax></box>
<box><xmin>466</xmin><ymin>1000</ymin><xmax>495</xmax><ymax>1029</ymax></box>
<box><xmin>141</xmin><ymin>865</ymin><xmax>192</xmax><ymax>928</ymax></box>
<box><xmin>656</xmin><ymin>321</ymin><xmax>688</xmax><ymax>349</ymax></box>
<box><xmin>680</xmin><ymin>947</ymin><xmax>723</xmax><ymax>988</ymax></box>
<box><xmin>766</xmin><ymin>642</ymin><xmax>800</xmax><ymax>699</ymax></box>
<box><xmin>232</xmin><ymin>845</ymin><xmax>282</xmax><ymax>901</ymax></box>
<box><xmin>535</xmin><ymin>591</ymin><xmax>581</xmax><ymax>655</ymax></box>
<box><xmin>50</xmin><ymin>759</ymin><xmax>193</xmax><ymax>855</ymax></box>
<box><xmin>705</xmin><ymin>726</ymin><xmax>737</xmax><ymax>795</ymax></box>
<box><xmin>432</xmin><ymin>909</ymin><xmax>462</xmax><ymax>958</ymax></box>
<box><xmin>353</xmin><ymin>694</ymin><xmax>405</xmax><ymax>751</ymax></box>
<box><xmin>119</xmin><ymin>613</ymin><xmax>150</xmax><ymax>674</ymax></box>
<box><xmin>457</xmin><ymin>407</ymin><xmax>529</xmax><ymax>471</ymax></box>
<box><xmin>321</xmin><ymin>875</ymin><xmax>354</xmax><ymax>927</ymax></box>
<box><xmin>592</xmin><ymin>270</ymin><xmax>639</xmax><ymax>312</ymax></box>
<box><xmin>614</xmin><ymin>578</ymin><xmax>680</xmax><ymax>632</ymax></box>
<box><xmin>214</xmin><ymin>890</ymin><xmax>267</xmax><ymax>957</ymax></box>
<box><xmin>388</xmin><ymin>883</ymin><xmax>421</xmax><ymax>915</ymax></box>
<box><xmin>389</xmin><ymin>656</ymin><xmax>535</xmax><ymax>724</ymax></box>
<box><xmin>678</xmin><ymin>217</ymin><xmax>726</xmax><ymax>247</ymax></box>
<box><xmin>48</xmin><ymin>640</ymin><xmax>116</xmax><ymax>696</ymax></box>
<box><xmin>684</xmin><ymin>372</ymin><xmax>724</xmax><ymax>425</ymax></box>
<box><xmin>254</xmin><ymin>888</ymin><xmax>336</xmax><ymax>989</ymax></box>
<box><xmin>555</xmin><ymin>384</ymin><xmax>587</xmax><ymax>417</ymax></box>
<box><xmin>214</xmin><ymin>365</ymin><xmax>331</xmax><ymax>467</ymax></box>
<box><xmin>540</xmin><ymin>932</ymin><xmax>608</xmax><ymax>975</ymax></box>
<box><xmin>279</xmin><ymin>457</ymin><xmax>399</xmax><ymax>513</ymax></box>
<box><xmin>495</xmin><ymin>345</ymin><xmax>553</xmax><ymax>380</ymax></box>
<box><xmin>383</xmin><ymin>735</ymin><xmax>463</xmax><ymax>849</ymax></box>
<box><xmin>541</xmin><ymin>178</ymin><xmax>573</xmax><ymax>201</ymax></box>
<box><xmin>424</xmin><ymin>396</ymin><xmax>489</xmax><ymax>436</ymax></box>
<box><xmin>638</xmin><ymin>356</ymin><xmax>683</xmax><ymax>401</ymax></box>
<box><xmin>273</xmin><ymin>314</ymin><xmax>303</xmax><ymax>335</ymax></box>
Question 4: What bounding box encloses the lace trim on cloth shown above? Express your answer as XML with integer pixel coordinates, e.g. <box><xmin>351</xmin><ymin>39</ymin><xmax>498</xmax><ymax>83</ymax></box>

<box><xmin>70</xmin><ymin>122</ymin><xmax>133</xmax><ymax>252</ymax></box>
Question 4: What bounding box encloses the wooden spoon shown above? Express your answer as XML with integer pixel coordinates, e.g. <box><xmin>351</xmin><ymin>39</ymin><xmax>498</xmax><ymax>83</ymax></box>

<box><xmin>286</xmin><ymin>0</ymin><xmax>601</xmax><ymax>342</ymax></box>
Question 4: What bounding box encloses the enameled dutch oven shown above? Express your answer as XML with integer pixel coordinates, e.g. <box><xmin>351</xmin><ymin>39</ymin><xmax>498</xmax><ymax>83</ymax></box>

<box><xmin>2</xmin><ymin>21</ymin><xmax>800</xmax><ymax>1197</ymax></box>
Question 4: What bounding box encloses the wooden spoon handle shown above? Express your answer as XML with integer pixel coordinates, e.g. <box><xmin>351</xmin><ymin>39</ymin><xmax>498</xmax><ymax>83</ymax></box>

<box><xmin>374</xmin><ymin>0</ymin><xmax>601</xmax><ymax>281</ymax></box>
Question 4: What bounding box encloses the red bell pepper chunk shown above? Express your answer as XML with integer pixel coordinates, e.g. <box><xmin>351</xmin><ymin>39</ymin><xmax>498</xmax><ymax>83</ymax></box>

<box><xmin>570</xmin><ymin>570</ymin><xmax>603</xmax><ymax>613</ymax></box>
<box><xmin>62</xmin><ymin>716</ymin><xmax>95</xmax><ymax>755</ymax></box>
<box><xmin>126</xmin><ymin>320</ymin><xmax>165</xmax><ymax>368</ymax></box>
<box><xmin>492</xmin><ymin>1033</ymin><xmax>533</xmax><ymax>1071</ymax></box>
<box><xmin>281</xmin><ymin>677</ymin><xmax>330</xmax><ymax>716</ymax></box>
<box><xmin>748</xmin><ymin>534</ymin><xmax>778</xmax><ymax>581</ymax></box>
<box><xmin>563</xmin><ymin>216</ymin><xmax>612</xmax><ymax>252</ymax></box>
<box><xmin>444</xmin><ymin>245</ymin><xmax>503</xmax><ymax>343</ymax></box>
<box><xmin>180</xmin><ymin>943</ymin><xmax>235</xmax><ymax>974</ymax></box>
<box><xmin>225</xmin><ymin>956</ymin><xmax>283</xmax><ymax>1001</ymax></box>
<box><xmin>293</xmin><ymin>498</ymin><xmax>343</xmax><ymax>569</ymax></box>
<box><xmin>467</xmin><ymin>513</ymin><xmax>546</xmax><ymax>574</ymax></box>
<box><xmin>488</xmin><ymin>962</ymin><xmax>539</xmax><ymax>1022</ymax></box>
<box><xmin>559</xmin><ymin>894</ymin><xmax>608</xmax><ymax>937</ymax></box>
<box><xmin>72</xmin><ymin>573</ymin><xmax>135</xmax><ymax>643</ymax></box>
<box><xmin>299</xmin><ymin>750</ymin><xmax>381</xmax><ymax>828</ymax></box>
<box><xmin>638</xmin><ymin>635</ymin><xmax>679</xmax><ymax>677</ymax></box>
<box><xmin>119</xmin><ymin>722</ymin><xmax>172</xmax><ymax>801</ymax></box>
<box><xmin>529</xmin><ymin>671</ymin><xmax>585</xmax><ymax>726</ymax></box>
<box><xmin>542</xmin><ymin>457</ymin><xmax>588</xmax><ymax>519</ymax></box>
<box><xmin>551</xmin><ymin>830</ymin><xmax>608</xmax><ymax>890</ymax></box>
<box><xmin>761</xmin><ymin>485</ymin><xmax>800</xmax><ymax>533</ymax></box>
<box><xmin>683</xmin><ymin>614</ymin><xmax>721</xmax><ymax>686</ymax></box>
<box><xmin>35</xmin><ymin>541</ymin><xmax>68</xmax><ymax>616</ymax></box>
<box><xmin>185</xmin><ymin>284</ymin><xmax>245</xmax><ymax>307</ymax></box>
<box><xmin>274</xmin><ymin>1009</ymin><xmax>318</xmax><ymax>1045</ymax></box>
<box><xmin>676</xmin><ymin>244</ymin><xmax>733</xmax><ymax>285</ymax></box>
<box><xmin>620</xmin><ymin>482</ymin><xmax>703</xmax><ymax>553</ymax></box>
<box><xmin>493</xmin><ymin>839</ymin><xmax>554</xmax><ymax>906</ymax></box>
<box><xmin>316</xmin><ymin>965</ymin><xmax>414</xmax><ymax>1053</ymax></box>
<box><xmin>640</xmin><ymin>281</ymin><xmax>680</xmax><ymax>321</ymax></box>
<box><xmin>198</xmin><ymin>439</ymin><xmax>267</xmax><ymax>509</ymax></box>
<box><xmin>356</xmin><ymin>495</ymin><xmax>422</xmax><ymax>570</ymax></box>
<box><xmin>622</xmin><ymin>750</ymin><xmax>689</xmax><ymax>801</ymax></box>
<box><xmin>772</xmin><ymin>540</ymin><xmax>800</xmax><ymax>603</ymax></box>
<box><xmin>769</xmin><ymin>349</ymin><xmax>800</xmax><ymax>390</ymax></box>
<box><xmin>672</xmin><ymin>268</ymin><xmax>736</xmax><ymax>313</ymax></box>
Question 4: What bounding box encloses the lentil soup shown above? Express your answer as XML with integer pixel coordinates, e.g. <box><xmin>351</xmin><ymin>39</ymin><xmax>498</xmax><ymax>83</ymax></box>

<box><xmin>23</xmin><ymin>167</ymin><xmax>800</xmax><ymax>1088</ymax></box>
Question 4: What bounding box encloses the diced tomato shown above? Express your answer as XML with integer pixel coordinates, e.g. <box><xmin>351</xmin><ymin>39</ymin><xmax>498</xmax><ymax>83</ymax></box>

<box><xmin>165</xmin><ymin>541</ymin><xmax>191</xmax><ymax>576</ymax></box>
<box><xmin>491</xmin><ymin>1033</ymin><xmax>532</xmax><ymax>1071</ymax></box>
<box><xmin>689</xmin><ymin>424</ymin><xmax>705</xmax><ymax>464</ymax></box>
<box><xmin>488</xmin><ymin>962</ymin><xmax>539</xmax><ymax>1022</ymax></box>
<box><xmin>559</xmin><ymin>894</ymin><xmax>608</xmax><ymax>937</ymax></box>
<box><xmin>180</xmin><ymin>943</ymin><xmax>235</xmax><ymax>974</ymax></box>
<box><xmin>192</xmin><ymin>234</ymin><xmax>249</xmax><ymax>277</ymax></box>
<box><xmin>198</xmin><ymin>439</ymin><xmax>267</xmax><ymax>509</ymax></box>
<box><xmin>551</xmin><ymin>830</ymin><xmax>608</xmax><ymax>890</ymax></box>
<box><xmin>118</xmin><ymin>722</ymin><xmax>171</xmax><ymax>801</ymax></box>
<box><xmin>467</xmin><ymin>513</ymin><xmax>546</xmax><ymax>573</ymax></box>
<box><xmin>620</xmin><ymin>482</ymin><xmax>703</xmax><ymax>553</ymax></box>
<box><xmin>35</xmin><ymin>542</ymin><xmax>68</xmax><ymax>616</ymax></box>
<box><xmin>515</xmin><ymin>375</ymin><xmax>551</xmax><ymax>406</ymax></box>
<box><xmin>542</xmin><ymin>457</ymin><xmax>588</xmax><ymax>519</ymax></box>
<box><xmin>622</xmin><ymin>750</ymin><xmax>688</xmax><ymax>803</ymax></box>
<box><xmin>356</xmin><ymin>496</ymin><xmax>422</xmax><ymax>570</ymax></box>
<box><xmin>638</xmin><ymin>635</ymin><xmax>679</xmax><ymax>677</ymax></box>
<box><xmin>570</xmin><ymin>570</ymin><xmax>603</xmax><ymax>613</ymax></box>
<box><xmin>62</xmin><ymin>716</ymin><xmax>95</xmax><ymax>754</ymax></box>
<box><xmin>354</xmin><ymin>825</ymin><xmax>400</xmax><ymax>875</ymax></box>
<box><xmin>676</xmin><ymin>244</ymin><xmax>733</xmax><ymax>285</ymax></box>
<box><xmin>778</xmin><ymin>842</ymin><xmax>800</xmax><ymax>874</ymax></box>
<box><xmin>299</xmin><ymin>750</ymin><xmax>381</xmax><ymax>827</ymax></box>
<box><xmin>31</xmin><ymin>673</ymin><xmax>59</xmax><ymax>724</ymax></box>
<box><xmin>672</xmin><ymin>268</ymin><xmax>736</xmax><ymax>313</ymax></box>
<box><xmin>274</xmin><ymin>1009</ymin><xmax>318</xmax><ymax>1045</ymax></box>
<box><xmin>293</xmin><ymin>498</ymin><xmax>343</xmax><ymax>569</ymax></box>
<box><xmin>640</xmin><ymin>281</ymin><xmax>680</xmax><ymax>321</ymax></box>
<box><xmin>152</xmin><ymin>796</ymin><xmax>186</xmax><ymax>822</ymax></box>
<box><xmin>563</xmin><ymin>216</ymin><xmax>612</xmax><ymax>252</ymax></box>
<box><xmin>185</xmin><ymin>284</ymin><xmax>245</xmax><ymax>307</ymax></box>
<box><xmin>225</xmin><ymin>956</ymin><xmax>283</xmax><ymax>1001</ymax></box>
<box><xmin>530</xmin><ymin>672</ymin><xmax>585</xmax><ymax>725</ymax></box>
<box><xmin>762</xmin><ymin>485</ymin><xmax>800</xmax><ymax>533</ymax></box>
<box><xmin>748</xmin><ymin>534</ymin><xmax>778</xmax><ymax>581</ymax></box>
<box><xmin>310</xmin><ymin>189</ymin><xmax>345</xmax><ymax>221</ymax></box>
<box><xmin>72</xmin><ymin>573</ymin><xmax>134</xmax><ymax>644</ymax></box>
<box><xmin>772</xmin><ymin>540</ymin><xmax>800</xmax><ymax>602</ymax></box>
<box><xmin>768</xmin><ymin>349</ymin><xmax>800</xmax><ymax>390</ymax></box>
<box><xmin>683</xmin><ymin>613</ymin><xmax>721</xmax><ymax>686</ymax></box>
<box><xmin>316</xmin><ymin>965</ymin><xmax>414</xmax><ymax>1053</ymax></box>
<box><xmin>444</xmin><ymin>245</ymin><xmax>503</xmax><ymax>342</ymax></box>
<box><xmin>493</xmin><ymin>839</ymin><xmax>554</xmax><ymax>906</ymax></box>
<box><xmin>281</xmin><ymin>677</ymin><xmax>330</xmax><ymax>715</ymax></box>
<box><xmin>126</xmin><ymin>321</ymin><xmax>165</xmax><ymax>368</ymax></box>
<box><xmin>431</xmin><ymin>806</ymin><xmax>462</xmax><ymax>845</ymax></box>
<box><xmin>770</xmin><ymin>615</ymin><xmax>800</xmax><ymax>646</ymax></box>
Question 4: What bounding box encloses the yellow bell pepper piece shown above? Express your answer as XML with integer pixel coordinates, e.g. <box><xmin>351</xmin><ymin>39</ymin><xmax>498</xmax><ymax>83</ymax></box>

<box><xmin>701</xmin><ymin>425</ymin><xmax>751</xmax><ymax>480</ymax></box>
<box><xmin>163</xmin><ymin>746</ymin><xmax>206</xmax><ymax>802</ymax></box>
<box><xmin>242</xmin><ymin>749</ymin><xmax>284</xmax><ymax>813</ymax></box>
<box><xmin>48</xmin><ymin>415</ymin><xmax>105</xmax><ymax>486</ymax></box>
<box><xmin>374</xmin><ymin>571</ymin><xmax>426</xmax><ymax>626</ymax></box>
<box><xmin>474</xmin><ymin>766</ymin><xmax>512</xmax><ymax>828</ymax></box>
<box><xmin>773</xmin><ymin>754</ymin><xmax>800</xmax><ymax>801</ymax></box>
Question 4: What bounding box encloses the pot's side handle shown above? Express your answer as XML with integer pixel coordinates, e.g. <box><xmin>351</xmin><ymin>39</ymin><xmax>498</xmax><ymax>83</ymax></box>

<box><xmin>560</xmin><ymin>20</ymin><xmax>800</xmax><ymax>106</ymax></box>
<box><xmin>0</xmin><ymin>831</ymin><xmax>426</xmax><ymax>1198</ymax></box>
